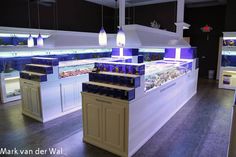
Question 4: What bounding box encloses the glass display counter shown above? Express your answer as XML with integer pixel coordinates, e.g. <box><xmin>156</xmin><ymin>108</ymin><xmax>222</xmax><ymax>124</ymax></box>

<box><xmin>145</xmin><ymin>60</ymin><xmax>192</xmax><ymax>91</ymax></box>
<box><xmin>59</xmin><ymin>63</ymin><xmax>94</xmax><ymax>78</ymax></box>
<box><xmin>81</xmin><ymin>58</ymin><xmax>199</xmax><ymax>157</ymax></box>
<box><xmin>19</xmin><ymin>57</ymin><xmax>127</xmax><ymax>122</ymax></box>
<box><xmin>58</xmin><ymin>58</ymin><xmax>122</xmax><ymax>78</ymax></box>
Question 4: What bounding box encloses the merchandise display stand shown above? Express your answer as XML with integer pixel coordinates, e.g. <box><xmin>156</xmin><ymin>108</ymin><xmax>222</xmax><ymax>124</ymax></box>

<box><xmin>20</xmin><ymin>57</ymin><xmax>122</xmax><ymax>122</ymax></box>
<box><xmin>81</xmin><ymin>48</ymin><xmax>199</xmax><ymax>157</ymax></box>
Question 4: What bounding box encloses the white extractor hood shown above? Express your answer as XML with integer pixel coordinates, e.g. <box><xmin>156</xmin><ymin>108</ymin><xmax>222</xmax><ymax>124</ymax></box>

<box><xmin>44</xmin><ymin>24</ymin><xmax>190</xmax><ymax>49</ymax></box>
<box><xmin>110</xmin><ymin>24</ymin><xmax>190</xmax><ymax>48</ymax></box>
<box><xmin>44</xmin><ymin>30</ymin><xmax>101</xmax><ymax>48</ymax></box>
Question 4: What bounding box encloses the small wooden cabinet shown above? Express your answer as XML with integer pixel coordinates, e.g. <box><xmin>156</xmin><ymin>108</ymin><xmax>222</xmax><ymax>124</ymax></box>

<box><xmin>21</xmin><ymin>81</ymin><xmax>41</xmax><ymax>118</ymax></box>
<box><xmin>82</xmin><ymin>93</ymin><xmax>128</xmax><ymax>156</ymax></box>
<box><xmin>83</xmin><ymin>96</ymin><xmax>103</xmax><ymax>144</ymax></box>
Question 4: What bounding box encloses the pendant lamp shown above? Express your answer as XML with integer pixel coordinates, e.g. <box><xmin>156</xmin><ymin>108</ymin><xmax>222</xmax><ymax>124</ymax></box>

<box><xmin>98</xmin><ymin>2</ymin><xmax>107</xmax><ymax>46</ymax></box>
<box><xmin>99</xmin><ymin>27</ymin><xmax>107</xmax><ymax>46</ymax></box>
<box><xmin>27</xmin><ymin>34</ymin><xmax>34</xmax><ymax>47</ymax></box>
<box><xmin>116</xmin><ymin>27</ymin><xmax>125</xmax><ymax>47</ymax></box>
<box><xmin>115</xmin><ymin>0</ymin><xmax>125</xmax><ymax>47</ymax></box>
<box><xmin>37</xmin><ymin>34</ymin><xmax>43</xmax><ymax>47</ymax></box>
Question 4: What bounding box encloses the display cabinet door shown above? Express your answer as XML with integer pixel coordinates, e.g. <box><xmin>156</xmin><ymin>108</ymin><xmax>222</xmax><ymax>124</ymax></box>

<box><xmin>21</xmin><ymin>85</ymin><xmax>31</xmax><ymax>112</ymax></box>
<box><xmin>29</xmin><ymin>87</ymin><xmax>41</xmax><ymax>117</ymax></box>
<box><xmin>83</xmin><ymin>97</ymin><xmax>102</xmax><ymax>143</ymax></box>
<box><xmin>61</xmin><ymin>82</ymin><xmax>80</xmax><ymax>111</ymax></box>
<box><xmin>102</xmin><ymin>101</ymin><xmax>125</xmax><ymax>152</ymax></box>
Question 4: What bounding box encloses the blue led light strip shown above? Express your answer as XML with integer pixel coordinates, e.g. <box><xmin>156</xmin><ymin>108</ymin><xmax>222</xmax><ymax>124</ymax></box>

<box><xmin>139</xmin><ymin>48</ymin><xmax>165</xmax><ymax>53</ymax></box>
<box><xmin>0</xmin><ymin>48</ymin><xmax>112</xmax><ymax>58</ymax></box>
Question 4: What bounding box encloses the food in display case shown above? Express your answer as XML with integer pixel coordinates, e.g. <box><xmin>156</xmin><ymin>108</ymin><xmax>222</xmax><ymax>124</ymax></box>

<box><xmin>144</xmin><ymin>60</ymin><xmax>191</xmax><ymax>91</ymax></box>
<box><xmin>59</xmin><ymin>63</ymin><xmax>94</xmax><ymax>78</ymax></box>
<box><xmin>58</xmin><ymin>58</ymin><xmax>123</xmax><ymax>78</ymax></box>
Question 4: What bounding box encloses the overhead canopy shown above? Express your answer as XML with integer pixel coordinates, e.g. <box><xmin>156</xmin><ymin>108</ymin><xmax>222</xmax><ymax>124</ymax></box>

<box><xmin>44</xmin><ymin>24</ymin><xmax>190</xmax><ymax>49</ymax></box>
<box><xmin>0</xmin><ymin>25</ymin><xmax>190</xmax><ymax>49</ymax></box>
<box><xmin>110</xmin><ymin>24</ymin><xmax>190</xmax><ymax>48</ymax></box>
<box><xmin>45</xmin><ymin>30</ymin><xmax>101</xmax><ymax>49</ymax></box>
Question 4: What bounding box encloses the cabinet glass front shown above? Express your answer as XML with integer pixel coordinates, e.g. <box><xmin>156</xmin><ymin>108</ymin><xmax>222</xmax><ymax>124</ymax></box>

<box><xmin>59</xmin><ymin>63</ymin><xmax>94</xmax><ymax>78</ymax></box>
<box><xmin>145</xmin><ymin>60</ymin><xmax>191</xmax><ymax>92</ymax></box>
<box><xmin>5</xmin><ymin>77</ymin><xmax>20</xmax><ymax>98</ymax></box>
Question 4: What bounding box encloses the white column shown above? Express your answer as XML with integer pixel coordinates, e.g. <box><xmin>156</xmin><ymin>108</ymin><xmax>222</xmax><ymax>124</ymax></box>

<box><xmin>119</xmin><ymin>0</ymin><xmax>125</xmax><ymax>27</ymax></box>
<box><xmin>176</xmin><ymin>0</ymin><xmax>185</xmax><ymax>37</ymax></box>
<box><xmin>177</xmin><ymin>0</ymin><xmax>184</xmax><ymax>23</ymax></box>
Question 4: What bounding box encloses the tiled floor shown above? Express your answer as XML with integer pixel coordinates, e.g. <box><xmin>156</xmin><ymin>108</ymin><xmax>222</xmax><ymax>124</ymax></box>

<box><xmin>0</xmin><ymin>79</ymin><xmax>234</xmax><ymax>157</ymax></box>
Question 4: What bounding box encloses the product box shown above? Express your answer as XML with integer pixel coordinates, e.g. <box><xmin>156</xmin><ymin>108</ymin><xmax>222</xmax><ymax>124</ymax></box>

<box><xmin>82</xmin><ymin>82</ymin><xmax>135</xmax><ymax>101</ymax></box>
<box><xmin>89</xmin><ymin>72</ymin><xmax>141</xmax><ymax>88</ymax></box>
<box><xmin>25</xmin><ymin>65</ymin><xmax>53</xmax><ymax>74</ymax></box>
<box><xmin>32</xmin><ymin>57</ymin><xmax>59</xmax><ymax>66</ymax></box>
<box><xmin>20</xmin><ymin>72</ymin><xmax>47</xmax><ymax>82</ymax></box>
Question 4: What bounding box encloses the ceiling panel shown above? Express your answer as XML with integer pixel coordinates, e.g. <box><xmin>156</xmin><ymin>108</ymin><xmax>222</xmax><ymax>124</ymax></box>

<box><xmin>85</xmin><ymin>0</ymin><xmax>226</xmax><ymax>8</ymax></box>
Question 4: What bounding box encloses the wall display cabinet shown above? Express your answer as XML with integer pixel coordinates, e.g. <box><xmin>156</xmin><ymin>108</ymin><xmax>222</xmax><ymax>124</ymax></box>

<box><xmin>0</xmin><ymin>71</ymin><xmax>21</xmax><ymax>103</ymax></box>
<box><xmin>82</xmin><ymin>56</ymin><xmax>199</xmax><ymax>157</ymax></box>
<box><xmin>219</xmin><ymin>32</ymin><xmax>236</xmax><ymax>89</ymax></box>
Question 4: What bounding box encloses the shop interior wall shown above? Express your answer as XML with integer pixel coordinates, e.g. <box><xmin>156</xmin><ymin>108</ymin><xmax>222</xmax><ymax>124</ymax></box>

<box><xmin>184</xmin><ymin>5</ymin><xmax>226</xmax><ymax>78</ymax></box>
<box><xmin>225</xmin><ymin>0</ymin><xmax>236</xmax><ymax>31</ymax></box>
<box><xmin>0</xmin><ymin>0</ymin><xmax>115</xmax><ymax>33</ymax></box>
<box><xmin>0</xmin><ymin>0</ymin><xmax>177</xmax><ymax>33</ymax></box>
<box><xmin>125</xmin><ymin>2</ymin><xmax>177</xmax><ymax>32</ymax></box>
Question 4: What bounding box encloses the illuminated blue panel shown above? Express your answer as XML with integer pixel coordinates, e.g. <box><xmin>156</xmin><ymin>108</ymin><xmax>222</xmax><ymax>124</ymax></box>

<box><xmin>138</xmin><ymin>48</ymin><xmax>165</xmax><ymax>53</ymax></box>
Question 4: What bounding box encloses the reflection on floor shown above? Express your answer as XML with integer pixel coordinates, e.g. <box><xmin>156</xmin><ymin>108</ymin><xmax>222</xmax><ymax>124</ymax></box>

<box><xmin>0</xmin><ymin>79</ymin><xmax>234</xmax><ymax>157</ymax></box>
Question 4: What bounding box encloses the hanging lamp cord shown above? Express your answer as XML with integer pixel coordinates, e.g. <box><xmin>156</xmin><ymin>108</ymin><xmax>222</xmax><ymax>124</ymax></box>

<box><xmin>56</xmin><ymin>0</ymin><xmax>59</xmax><ymax>30</ymax></box>
<box><xmin>101</xmin><ymin>2</ymin><xmax>104</xmax><ymax>27</ymax></box>
<box><xmin>28</xmin><ymin>0</ymin><xmax>31</xmax><ymax>28</ymax></box>
<box><xmin>37</xmin><ymin>0</ymin><xmax>41</xmax><ymax>31</ymax></box>
<box><xmin>133</xmin><ymin>6</ymin><xmax>135</xmax><ymax>24</ymax></box>
<box><xmin>115</xmin><ymin>0</ymin><xmax>118</xmax><ymax>29</ymax></box>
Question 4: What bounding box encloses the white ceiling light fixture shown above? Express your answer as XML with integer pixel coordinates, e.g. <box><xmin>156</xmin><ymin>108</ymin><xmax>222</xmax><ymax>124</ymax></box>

<box><xmin>116</xmin><ymin>27</ymin><xmax>125</xmax><ymax>47</ymax></box>
<box><xmin>116</xmin><ymin>0</ymin><xmax>126</xmax><ymax>47</ymax></box>
<box><xmin>37</xmin><ymin>0</ymin><xmax>44</xmax><ymax>47</ymax></box>
<box><xmin>98</xmin><ymin>0</ymin><xmax>107</xmax><ymax>46</ymax></box>
<box><xmin>27</xmin><ymin>34</ymin><xmax>34</xmax><ymax>47</ymax></box>
<box><xmin>37</xmin><ymin>34</ymin><xmax>44</xmax><ymax>47</ymax></box>
<box><xmin>27</xmin><ymin>0</ymin><xmax>34</xmax><ymax>47</ymax></box>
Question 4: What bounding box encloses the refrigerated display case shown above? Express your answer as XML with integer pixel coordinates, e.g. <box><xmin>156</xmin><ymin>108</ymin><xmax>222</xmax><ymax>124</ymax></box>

<box><xmin>145</xmin><ymin>60</ymin><xmax>192</xmax><ymax>91</ymax></box>
<box><xmin>59</xmin><ymin>63</ymin><xmax>94</xmax><ymax>78</ymax></box>
<box><xmin>58</xmin><ymin>57</ymin><xmax>123</xmax><ymax>78</ymax></box>
<box><xmin>0</xmin><ymin>71</ymin><xmax>21</xmax><ymax>103</ymax></box>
